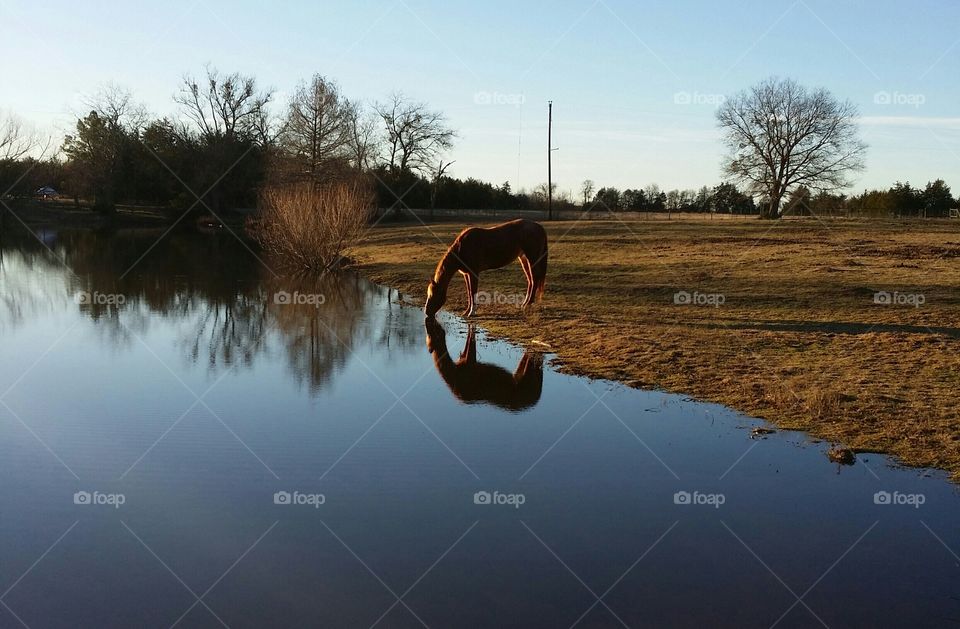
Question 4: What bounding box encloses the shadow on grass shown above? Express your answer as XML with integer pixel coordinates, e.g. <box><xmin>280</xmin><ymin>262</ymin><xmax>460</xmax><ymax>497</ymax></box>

<box><xmin>688</xmin><ymin>319</ymin><xmax>960</xmax><ymax>337</ymax></box>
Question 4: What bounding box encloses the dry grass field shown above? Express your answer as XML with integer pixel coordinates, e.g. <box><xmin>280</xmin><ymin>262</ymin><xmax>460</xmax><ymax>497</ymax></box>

<box><xmin>352</xmin><ymin>215</ymin><xmax>960</xmax><ymax>479</ymax></box>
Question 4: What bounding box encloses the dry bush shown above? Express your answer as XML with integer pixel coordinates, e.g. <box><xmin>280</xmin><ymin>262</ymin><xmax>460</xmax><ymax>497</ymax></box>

<box><xmin>256</xmin><ymin>180</ymin><xmax>373</xmax><ymax>272</ymax></box>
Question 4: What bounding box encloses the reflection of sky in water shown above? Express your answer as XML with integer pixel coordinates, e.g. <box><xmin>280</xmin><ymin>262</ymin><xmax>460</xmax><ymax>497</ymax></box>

<box><xmin>0</xmin><ymin>229</ymin><xmax>958</xmax><ymax>628</ymax></box>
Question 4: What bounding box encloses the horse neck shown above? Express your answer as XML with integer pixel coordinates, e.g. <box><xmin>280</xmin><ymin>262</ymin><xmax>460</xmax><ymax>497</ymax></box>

<box><xmin>432</xmin><ymin>345</ymin><xmax>456</xmax><ymax>377</ymax></box>
<box><xmin>432</xmin><ymin>250</ymin><xmax>460</xmax><ymax>290</ymax></box>
<box><xmin>425</xmin><ymin>324</ymin><xmax>455</xmax><ymax>374</ymax></box>
<box><xmin>430</xmin><ymin>343</ymin><xmax>465</xmax><ymax>401</ymax></box>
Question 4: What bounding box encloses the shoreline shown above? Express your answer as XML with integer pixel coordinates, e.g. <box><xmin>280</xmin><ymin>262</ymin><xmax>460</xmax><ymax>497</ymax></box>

<box><xmin>352</xmin><ymin>217</ymin><xmax>960</xmax><ymax>481</ymax></box>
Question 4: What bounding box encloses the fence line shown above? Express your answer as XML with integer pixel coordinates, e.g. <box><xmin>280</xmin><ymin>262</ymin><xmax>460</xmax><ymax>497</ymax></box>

<box><xmin>374</xmin><ymin>207</ymin><xmax>755</xmax><ymax>222</ymax></box>
<box><xmin>375</xmin><ymin>207</ymin><xmax>956</xmax><ymax>222</ymax></box>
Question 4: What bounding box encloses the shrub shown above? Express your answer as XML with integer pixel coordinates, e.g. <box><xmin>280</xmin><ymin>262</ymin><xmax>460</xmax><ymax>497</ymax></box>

<box><xmin>256</xmin><ymin>180</ymin><xmax>373</xmax><ymax>272</ymax></box>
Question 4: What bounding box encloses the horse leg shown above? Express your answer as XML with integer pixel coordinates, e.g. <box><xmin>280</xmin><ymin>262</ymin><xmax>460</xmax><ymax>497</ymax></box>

<box><xmin>461</xmin><ymin>271</ymin><xmax>478</xmax><ymax>317</ymax></box>
<box><xmin>519</xmin><ymin>256</ymin><xmax>534</xmax><ymax>306</ymax></box>
<box><xmin>466</xmin><ymin>273</ymin><xmax>479</xmax><ymax>316</ymax></box>
<box><xmin>459</xmin><ymin>325</ymin><xmax>477</xmax><ymax>364</ymax></box>
<box><xmin>460</xmin><ymin>272</ymin><xmax>472</xmax><ymax>317</ymax></box>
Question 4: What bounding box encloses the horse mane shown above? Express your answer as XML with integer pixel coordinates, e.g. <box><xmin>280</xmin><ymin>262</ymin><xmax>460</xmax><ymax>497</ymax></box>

<box><xmin>432</xmin><ymin>240</ymin><xmax>462</xmax><ymax>286</ymax></box>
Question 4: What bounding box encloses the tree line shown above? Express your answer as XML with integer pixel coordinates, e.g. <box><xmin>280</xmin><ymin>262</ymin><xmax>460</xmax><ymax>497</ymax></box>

<box><xmin>781</xmin><ymin>180</ymin><xmax>957</xmax><ymax>218</ymax></box>
<box><xmin>0</xmin><ymin>71</ymin><xmax>957</xmax><ymax>219</ymax></box>
<box><xmin>580</xmin><ymin>178</ymin><xmax>957</xmax><ymax>217</ymax></box>
<box><xmin>581</xmin><ymin>181</ymin><xmax>756</xmax><ymax>214</ymax></box>
<box><xmin>1</xmin><ymin>68</ymin><xmax>459</xmax><ymax>216</ymax></box>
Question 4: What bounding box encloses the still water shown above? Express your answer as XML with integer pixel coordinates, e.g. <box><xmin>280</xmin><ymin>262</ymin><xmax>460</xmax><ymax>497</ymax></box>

<box><xmin>0</xmin><ymin>229</ymin><xmax>958</xmax><ymax>628</ymax></box>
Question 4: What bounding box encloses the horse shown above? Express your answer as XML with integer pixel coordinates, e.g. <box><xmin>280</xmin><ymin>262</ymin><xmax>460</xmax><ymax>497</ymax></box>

<box><xmin>424</xmin><ymin>319</ymin><xmax>543</xmax><ymax>411</ymax></box>
<box><xmin>423</xmin><ymin>218</ymin><xmax>548</xmax><ymax>318</ymax></box>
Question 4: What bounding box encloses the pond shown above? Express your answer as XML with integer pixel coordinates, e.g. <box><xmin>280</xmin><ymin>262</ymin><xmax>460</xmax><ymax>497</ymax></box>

<box><xmin>0</xmin><ymin>228</ymin><xmax>958</xmax><ymax>628</ymax></box>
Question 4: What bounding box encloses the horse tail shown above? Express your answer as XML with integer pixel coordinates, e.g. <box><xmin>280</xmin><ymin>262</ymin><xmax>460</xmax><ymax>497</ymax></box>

<box><xmin>533</xmin><ymin>240</ymin><xmax>548</xmax><ymax>301</ymax></box>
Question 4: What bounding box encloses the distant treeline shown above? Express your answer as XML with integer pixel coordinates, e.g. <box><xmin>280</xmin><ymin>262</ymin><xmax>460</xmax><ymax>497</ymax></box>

<box><xmin>0</xmin><ymin>67</ymin><xmax>956</xmax><ymax>219</ymax></box>
<box><xmin>578</xmin><ymin>179</ymin><xmax>957</xmax><ymax>218</ymax></box>
<box><xmin>794</xmin><ymin>180</ymin><xmax>958</xmax><ymax>218</ymax></box>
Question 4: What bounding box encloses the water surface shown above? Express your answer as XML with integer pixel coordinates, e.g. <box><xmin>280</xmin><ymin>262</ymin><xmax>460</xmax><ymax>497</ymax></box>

<box><xmin>0</xmin><ymin>229</ymin><xmax>958</xmax><ymax>628</ymax></box>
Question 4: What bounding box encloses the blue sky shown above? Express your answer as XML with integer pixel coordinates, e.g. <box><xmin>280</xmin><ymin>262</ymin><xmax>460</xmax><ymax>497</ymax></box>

<box><xmin>2</xmin><ymin>0</ymin><xmax>958</xmax><ymax>195</ymax></box>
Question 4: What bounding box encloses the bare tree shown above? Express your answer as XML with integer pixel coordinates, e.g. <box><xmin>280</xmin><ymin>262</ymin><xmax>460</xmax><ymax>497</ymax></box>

<box><xmin>429</xmin><ymin>159</ymin><xmax>455</xmax><ymax>217</ymax></box>
<box><xmin>345</xmin><ymin>102</ymin><xmax>380</xmax><ymax>171</ymax></box>
<box><xmin>374</xmin><ymin>92</ymin><xmax>455</xmax><ymax>175</ymax></box>
<box><xmin>171</xmin><ymin>67</ymin><xmax>275</xmax><ymax>212</ymax></box>
<box><xmin>84</xmin><ymin>84</ymin><xmax>148</xmax><ymax>132</ymax></box>
<box><xmin>60</xmin><ymin>87</ymin><xmax>148</xmax><ymax>213</ymax></box>
<box><xmin>665</xmin><ymin>189</ymin><xmax>681</xmax><ymax>211</ymax></box>
<box><xmin>533</xmin><ymin>182</ymin><xmax>557</xmax><ymax>210</ymax></box>
<box><xmin>717</xmin><ymin>77</ymin><xmax>866</xmax><ymax>219</ymax></box>
<box><xmin>0</xmin><ymin>111</ymin><xmax>44</xmax><ymax>161</ymax></box>
<box><xmin>281</xmin><ymin>74</ymin><xmax>351</xmax><ymax>180</ymax></box>
<box><xmin>252</xmin><ymin>104</ymin><xmax>284</xmax><ymax>149</ymax></box>
<box><xmin>580</xmin><ymin>179</ymin><xmax>595</xmax><ymax>206</ymax></box>
<box><xmin>174</xmin><ymin>65</ymin><xmax>273</xmax><ymax>142</ymax></box>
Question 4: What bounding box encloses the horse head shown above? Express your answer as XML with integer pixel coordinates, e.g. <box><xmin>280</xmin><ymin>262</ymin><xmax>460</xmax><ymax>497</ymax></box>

<box><xmin>424</xmin><ymin>279</ymin><xmax>446</xmax><ymax>318</ymax></box>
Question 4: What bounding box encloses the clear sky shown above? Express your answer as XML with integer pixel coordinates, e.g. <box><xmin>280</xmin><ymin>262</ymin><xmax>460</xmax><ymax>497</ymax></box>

<box><xmin>2</xmin><ymin>0</ymin><xmax>958</xmax><ymax>196</ymax></box>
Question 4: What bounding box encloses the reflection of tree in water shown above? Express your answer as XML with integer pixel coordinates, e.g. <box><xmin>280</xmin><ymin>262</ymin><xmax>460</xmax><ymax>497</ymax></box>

<box><xmin>1</xmin><ymin>227</ymin><xmax>416</xmax><ymax>395</ymax></box>
<box><xmin>370</xmin><ymin>288</ymin><xmax>423</xmax><ymax>362</ymax></box>
<box><xmin>1</xmin><ymin>227</ymin><xmax>426</xmax><ymax>393</ymax></box>
<box><xmin>59</xmin><ymin>228</ymin><xmax>269</xmax><ymax>354</ymax></box>
<box><xmin>0</xmin><ymin>228</ymin><xmax>74</xmax><ymax>330</ymax></box>
<box><xmin>268</xmin><ymin>277</ymin><xmax>423</xmax><ymax>392</ymax></box>
<box><xmin>266</xmin><ymin>272</ymin><xmax>370</xmax><ymax>394</ymax></box>
<box><xmin>183</xmin><ymin>287</ymin><xmax>271</xmax><ymax>369</ymax></box>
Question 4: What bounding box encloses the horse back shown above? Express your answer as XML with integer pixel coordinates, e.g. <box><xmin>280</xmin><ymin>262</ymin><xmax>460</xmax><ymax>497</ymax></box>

<box><xmin>454</xmin><ymin>219</ymin><xmax>546</xmax><ymax>272</ymax></box>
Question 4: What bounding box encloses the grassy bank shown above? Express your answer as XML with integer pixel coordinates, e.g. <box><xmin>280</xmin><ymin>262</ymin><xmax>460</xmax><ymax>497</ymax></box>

<box><xmin>352</xmin><ymin>216</ymin><xmax>960</xmax><ymax>479</ymax></box>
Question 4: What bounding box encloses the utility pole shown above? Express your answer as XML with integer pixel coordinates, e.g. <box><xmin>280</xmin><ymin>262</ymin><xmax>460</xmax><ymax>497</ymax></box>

<box><xmin>547</xmin><ymin>101</ymin><xmax>557</xmax><ymax>221</ymax></box>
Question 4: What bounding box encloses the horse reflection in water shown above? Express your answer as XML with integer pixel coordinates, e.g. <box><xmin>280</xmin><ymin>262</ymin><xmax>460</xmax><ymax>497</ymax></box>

<box><xmin>424</xmin><ymin>319</ymin><xmax>543</xmax><ymax>412</ymax></box>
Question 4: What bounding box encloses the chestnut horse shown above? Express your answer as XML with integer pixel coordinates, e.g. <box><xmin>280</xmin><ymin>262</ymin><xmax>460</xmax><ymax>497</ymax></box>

<box><xmin>423</xmin><ymin>218</ymin><xmax>547</xmax><ymax>318</ymax></box>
